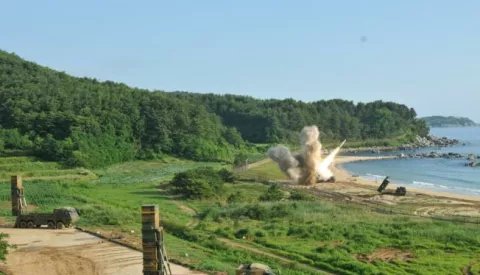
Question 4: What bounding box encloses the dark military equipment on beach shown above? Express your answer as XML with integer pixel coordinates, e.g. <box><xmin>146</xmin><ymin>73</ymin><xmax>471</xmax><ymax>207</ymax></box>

<box><xmin>395</xmin><ymin>187</ymin><xmax>407</xmax><ymax>196</ymax></box>
<box><xmin>377</xmin><ymin>176</ymin><xmax>390</xmax><ymax>193</ymax></box>
<box><xmin>377</xmin><ymin>176</ymin><xmax>407</xmax><ymax>196</ymax></box>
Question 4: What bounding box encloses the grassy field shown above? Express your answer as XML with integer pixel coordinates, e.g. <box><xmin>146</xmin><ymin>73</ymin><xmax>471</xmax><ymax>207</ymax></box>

<box><xmin>0</xmin><ymin>156</ymin><xmax>479</xmax><ymax>274</ymax></box>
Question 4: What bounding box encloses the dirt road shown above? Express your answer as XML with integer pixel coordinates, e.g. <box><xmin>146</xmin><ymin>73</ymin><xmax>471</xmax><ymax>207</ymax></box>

<box><xmin>0</xmin><ymin>228</ymin><xmax>205</xmax><ymax>275</ymax></box>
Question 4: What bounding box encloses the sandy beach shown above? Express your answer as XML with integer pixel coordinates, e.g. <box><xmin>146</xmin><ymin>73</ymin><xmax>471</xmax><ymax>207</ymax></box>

<box><xmin>283</xmin><ymin>155</ymin><xmax>480</xmax><ymax>218</ymax></box>
<box><xmin>334</xmin><ymin>155</ymin><xmax>480</xmax><ymax>202</ymax></box>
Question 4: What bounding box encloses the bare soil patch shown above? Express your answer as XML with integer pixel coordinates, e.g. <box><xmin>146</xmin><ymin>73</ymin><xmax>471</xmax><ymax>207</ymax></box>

<box><xmin>1</xmin><ymin>228</ymin><xmax>205</xmax><ymax>275</ymax></box>
<box><xmin>357</xmin><ymin>247</ymin><xmax>413</xmax><ymax>263</ymax></box>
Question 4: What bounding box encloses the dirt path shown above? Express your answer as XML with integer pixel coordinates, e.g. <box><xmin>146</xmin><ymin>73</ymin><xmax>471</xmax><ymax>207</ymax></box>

<box><xmin>217</xmin><ymin>237</ymin><xmax>332</xmax><ymax>274</ymax></box>
<box><xmin>174</xmin><ymin>202</ymin><xmax>199</xmax><ymax>228</ymax></box>
<box><xmin>1</xmin><ymin>228</ymin><xmax>205</xmax><ymax>275</ymax></box>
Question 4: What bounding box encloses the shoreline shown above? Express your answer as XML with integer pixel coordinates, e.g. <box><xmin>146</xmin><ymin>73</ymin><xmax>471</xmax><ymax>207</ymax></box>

<box><xmin>333</xmin><ymin>155</ymin><xmax>480</xmax><ymax>202</ymax></box>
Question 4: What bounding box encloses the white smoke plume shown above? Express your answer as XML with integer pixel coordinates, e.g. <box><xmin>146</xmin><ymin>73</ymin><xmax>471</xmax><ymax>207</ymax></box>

<box><xmin>267</xmin><ymin>145</ymin><xmax>301</xmax><ymax>181</ymax></box>
<box><xmin>268</xmin><ymin>125</ymin><xmax>346</xmax><ymax>185</ymax></box>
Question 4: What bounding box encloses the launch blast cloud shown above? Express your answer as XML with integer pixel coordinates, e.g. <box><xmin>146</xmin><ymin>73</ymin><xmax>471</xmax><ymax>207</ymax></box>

<box><xmin>267</xmin><ymin>125</ymin><xmax>345</xmax><ymax>185</ymax></box>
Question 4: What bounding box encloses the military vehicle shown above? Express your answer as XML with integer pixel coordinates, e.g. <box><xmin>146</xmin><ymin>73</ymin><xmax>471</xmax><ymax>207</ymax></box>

<box><xmin>377</xmin><ymin>176</ymin><xmax>407</xmax><ymax>196</ymax></box>
<box><xmin>14</xmin><ymin>207</ymin><xmax>79</xmax><ymax>229</ymax></box>
<box><xmin>377</xmin><ymin>176</ymin><xmax>390</xmax><ymax>193</ymax></box>
<box><xmin>395</xmin><ymin>186</ymin><xmax>407</xmax><ymax>196</ymax></box>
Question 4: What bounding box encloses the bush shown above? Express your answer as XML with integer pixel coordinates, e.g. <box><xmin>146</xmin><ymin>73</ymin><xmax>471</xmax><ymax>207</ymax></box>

<box><xmin>171</xmin><ymin>167</ymin><xmax>224</xmax><ymax>199</ymax></box>
<box><xmin>218</xmin><ymin>168</ymin><xmax>236</xmax><ymax>183</ymax></box>
<box><xmin>205</xmin><ymin>203</ymin><xmax>296</xmax><ymax>221</ymax></box>
<box><xmin>233</xmin><ymin>152</ymin><xmax>248</xmax><ymax>166</ymax></box>
<box><xmin>227</xmin><ymin>191</ymin><xmax>248</xmax><ymax>204</ymax></box>
<box><xmin>255</xmin><ymin>230</ymin><xmax>267</xmax><ymax>238</ymax></box>
<box><xmin>289</xmin><ymin>190</ymin><xmax>315</xmax><ymax>201</ymax></box>
<box><xmin>259</xmin><ymin>184</ymin><xmax>285</xmax><ymax>202</ymax></box>
<box><xmin>234</xmin><ymin>228</ymin><xmax>250</xmax><ymax>239</ymax></box>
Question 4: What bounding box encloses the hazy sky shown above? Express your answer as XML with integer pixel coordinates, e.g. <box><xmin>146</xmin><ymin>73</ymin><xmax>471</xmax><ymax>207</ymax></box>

<box><xmin>2</xmin><ymin>1</ymin><xmax>479</xmax><ymax>121</ymax></box>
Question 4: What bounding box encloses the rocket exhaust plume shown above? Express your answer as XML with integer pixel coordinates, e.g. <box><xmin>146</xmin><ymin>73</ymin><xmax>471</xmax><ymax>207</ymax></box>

<box><xmin>316</xmin><ymin>139</ymin><xmax>346</xmax><ymax>181</ymax></box>
<box><xmin>267</xmin><ymin>125</ymin><xmax>346</xmax><ymax>185</ymax></box>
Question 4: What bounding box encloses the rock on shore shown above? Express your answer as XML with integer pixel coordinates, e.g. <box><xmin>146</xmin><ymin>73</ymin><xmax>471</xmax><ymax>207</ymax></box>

<box><xmin>397</xmin><ymin>152</ymin><xmax>480</xmax><ymax>168</ymax></box>
<box><xmin>397</xmin><ymin>152</ymin><xmax>466</xmax><ymax>159</ymax></box>
<box><xmin>332</xmin><ymin>135</ymin><xmax>460</xmax><ymax>155</ymax></box>
<box><xmin>398</xmin><ymin>135</ymin><xmax>459</xmax><ymax>150</ymax></box>
<box><xmin>466</xmin><ymin>161</ymin><xmax>479</xmax><ymax>167</ymax></box>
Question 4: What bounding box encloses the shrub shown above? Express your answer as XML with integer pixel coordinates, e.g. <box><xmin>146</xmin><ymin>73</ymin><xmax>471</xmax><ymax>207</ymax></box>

<box><xmin>234</xmin><ymin>228</ymin><xmax>250</xmax><ymax>239</ymax></box>
<box><xmin>254</xmin><ymin>230</ymin><xmax>267</xmax><ymax>238</ymax></box>
<box><xmin>214</xmin><ymin>228</ymin><xmax>231</xmax><ymax>238</ymax></box>
<box><xmin>227</xmin><ymin>191</ymin><xmax>248</xmax><ymax>204</ymax></box>
<box><xmin>289</xmin><ymin>189</ymin><xmax>315</xmax><ymax>201</ymax></box>
<box><xmin>233</xmin><ymin>152</ymin><xmax>248</xmax><ymax>166</ymax></box>
<box><xmin>205</xmin><ymin>203</ymin><xmax>296</xmax><ymax>221</ymax></box>
<box><xmin>171</xmin><ymin>167</ymin><xmax>224</xmax><ymax>199</ymax></box>
<box><xmin>218</xmin><ymin>168</ymin><xmax>236</xmax><ymax>183</ymax></box>
<box><xmin>259</xmin><ymin>184</ymin><xmax>285</xmax><ymax>202</ymax></box>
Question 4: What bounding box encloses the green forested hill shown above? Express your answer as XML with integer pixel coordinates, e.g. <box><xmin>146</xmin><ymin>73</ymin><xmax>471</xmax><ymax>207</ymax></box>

<box><xmin>420</xmin><ymin>116</ymin><xmax>478</xmax><ymax>127</ymax></box>
<box><xmin>171</xmin><ymin>92</ymin><xmax>429</xmax><ymax>143</ymax></box>
<box><xmin>0</xmin><ymin>49</ymin><xmax>428</xmax><ymax>167</ymax></box>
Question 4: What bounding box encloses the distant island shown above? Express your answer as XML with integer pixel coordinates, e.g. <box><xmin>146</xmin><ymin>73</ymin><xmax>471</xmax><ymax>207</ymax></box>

<box><xmin>420</xmin><ymin>116</ymin><xmax>478</xmax><ymax>127</ymax></box>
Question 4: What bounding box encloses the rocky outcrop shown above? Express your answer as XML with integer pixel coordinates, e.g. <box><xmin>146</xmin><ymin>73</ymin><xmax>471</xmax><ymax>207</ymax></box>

<box><xmin>466</xmin><ymin>161</ymin><xmax>479</xmax><ymax>167</ymax></box>
<box><xmin>332</xmin><ymin>135</ymin><xmax>460</xmax><ymax>155</ymax></box>
<box><xmin>467</xmin><ymin>154</ymin><xmax>477</xmax><ymax>161</ymax></box>
<box><xmin>397</xmin><ymin>152</ymin><xmax>461</xmax><ymax>159</ymax></box>
<box><xmin>397</xmin><ymin>151</ymin><xmax>480</xmax><ymax>161</ymax></box>
<box><xmin>399</xmin><ymin>135</ymin><xmax>459</xmax><ymax>150</ymax></box>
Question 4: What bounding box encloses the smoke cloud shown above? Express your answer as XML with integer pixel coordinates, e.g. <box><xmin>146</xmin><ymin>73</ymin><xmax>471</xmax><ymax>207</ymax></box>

<box><xmin>267</xmin><ymin>145</ymin><xmax>301</xmax><ymax>181</ymax></box>
<box><xmin>267</xmin><ymin>125</ymin><xmax>345</xmax><ymax>185</ymax></box>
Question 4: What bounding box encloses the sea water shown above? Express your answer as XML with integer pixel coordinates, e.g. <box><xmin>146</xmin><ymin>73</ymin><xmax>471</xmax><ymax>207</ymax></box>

<box><xmin>342</xmin><ymin>127</ymin><xmax>480</xmax><ymax>196</ymax></box>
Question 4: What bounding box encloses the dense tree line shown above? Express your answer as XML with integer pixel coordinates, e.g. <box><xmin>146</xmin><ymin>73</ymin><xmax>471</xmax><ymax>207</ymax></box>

<box><xmin>171</xmin><ymin>93</ymin><xmax>429</xmax><ymax>143</ymax></box>
<box><xmin>0</xmin><ymin>50</ymin><xmax>245</xmax><ymax>167</ymax></box>
<box><xmin>0</xmin><ymin>50</ymin><xmax>428</xmax><ymax>167</ymax></box>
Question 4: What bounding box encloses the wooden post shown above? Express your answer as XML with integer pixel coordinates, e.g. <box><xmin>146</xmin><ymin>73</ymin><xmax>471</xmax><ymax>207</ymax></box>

<box><xmin>11</xmin><ymin>175</ymin><xmax>25</xmax><ymax>216</ymax></box>
<box><xmin>141</xmin><ymin>204</ymin><xmax>171</xmax><ymax>275</ymax></box>
<box><xmin>142</xmin><ymin>204</ymin><xmax>159</xmax><ymax>275</ymax></box>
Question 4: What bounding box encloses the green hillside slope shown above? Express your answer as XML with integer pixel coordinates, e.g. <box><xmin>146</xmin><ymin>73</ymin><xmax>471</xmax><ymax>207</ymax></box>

<box><xmin>0</xmin><ymin>49</ymin><xmax>428</xmax><ymax>167</ymax></box>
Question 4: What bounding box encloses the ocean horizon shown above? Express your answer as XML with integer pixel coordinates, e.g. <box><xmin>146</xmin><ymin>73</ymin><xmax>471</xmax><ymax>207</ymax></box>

<box><xmin>341</xmin><ymin>127</ymin><xmax>480</xmax><ymax>197</ymax></box>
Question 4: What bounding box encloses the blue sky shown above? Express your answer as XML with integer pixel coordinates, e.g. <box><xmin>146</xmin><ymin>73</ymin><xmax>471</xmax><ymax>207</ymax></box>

<box><xmin>1</xmin><ymin>1</ymin><xmax>479</xmax><ymax>121</ymax></box>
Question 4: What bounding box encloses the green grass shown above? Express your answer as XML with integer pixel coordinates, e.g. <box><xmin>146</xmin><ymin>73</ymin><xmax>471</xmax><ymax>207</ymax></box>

<box><xmin>199</xmin><ymin>201</ymin><xmax>480</xmax><ymax>274</ymax></box>
<box><xmin>245</xmin><ymin>152</ymin><xmax>267</xmax><ymax>164</ymax></box>
<box><xmin>1</xmin><ymin>156</ymin><xmax>479</xmax><ymax>275</ymax></box>
<box><xmin>471</xmin><ymin>263</ymin><xmax>480</xmax><ymax>274</ymax></box>
<box><xmin>239</xmin><ymin>161</ymin><xmax>287</xmax><ymax>180</ymax></box>
<box><xmin>0</xmin><ymin>157</ymin><xmax>310</xmax><ymax>274</ymax></box>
